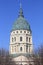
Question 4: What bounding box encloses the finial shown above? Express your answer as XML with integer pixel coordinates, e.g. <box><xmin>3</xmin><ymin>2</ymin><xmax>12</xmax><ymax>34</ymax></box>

<box><xmin>20</xmin><ymin>0</ymin><xmax>22</xmax><ymax>8</ymax></box>
<box><xmin>18</xmin><ymin>0</ymin><xmax>24</xmax><ymax>17</ymax></box>
<box><xmin>20</xmin><ymin>2</ymin><xmax>22</xmax><ymax>8</ymax></box>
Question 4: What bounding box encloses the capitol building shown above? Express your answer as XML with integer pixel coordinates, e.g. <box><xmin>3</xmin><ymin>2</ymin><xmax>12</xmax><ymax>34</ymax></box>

<box><xmin>9</xmin><ymin>3</ymin><xmax>34</xmax><ymax>65</ymax></box>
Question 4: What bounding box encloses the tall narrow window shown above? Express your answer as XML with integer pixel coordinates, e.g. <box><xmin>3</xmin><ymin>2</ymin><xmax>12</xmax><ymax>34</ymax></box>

<box><xmin>20</xmin><ymin>37</ymin><xmax>22</xmax><ymax>41</ymax></box>
<box><xmin>20</xmin><ymin>47</ymin><xmax>22</xmax><ymax>51</ymax></box>
<box><xmin>12</xmin><ymin>38</ymin><xmax>13</xmax><ymax>42</ymax></box>
<box><xmin>26</xmin><ymin>37</ymin><xmax>28</xmax><ymax>42</ymax></box>
<box><xmin>29</xmin><ymin>38</ymin><xmax>30</xmax><ymax>42</ymax></box>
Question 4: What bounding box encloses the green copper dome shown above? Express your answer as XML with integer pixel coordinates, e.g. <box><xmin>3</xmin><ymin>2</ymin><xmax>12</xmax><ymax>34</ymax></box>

<box><xmin>12</xmin><ymin>17</ymin><xmax>31</xmax><ymax>31</ymax></box>
<box><xmin>12</xmin><ymin>5</ymin><xmax>31</xmax><ymax>31</ymax></box>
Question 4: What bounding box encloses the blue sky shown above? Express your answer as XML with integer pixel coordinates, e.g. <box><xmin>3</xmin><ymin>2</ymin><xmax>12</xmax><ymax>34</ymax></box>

<box><xmin>0</xmin><ymin>0</ymin><xmax>43</xmax><ymax>50</ymax></box>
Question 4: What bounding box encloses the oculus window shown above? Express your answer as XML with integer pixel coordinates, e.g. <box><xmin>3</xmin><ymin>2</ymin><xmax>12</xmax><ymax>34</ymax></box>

<box><xmin>16</xmin><ymin>31</ymin><xmax>18</xmax><ymax>33</ymax></box>
<box><xmin>20</xmin><ymin>31</ymin><xmax>22</xmax><ymax>33</ymax></box>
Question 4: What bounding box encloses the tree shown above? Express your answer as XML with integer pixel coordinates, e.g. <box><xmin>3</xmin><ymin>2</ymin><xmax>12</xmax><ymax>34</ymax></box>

<box><xmin>0</xmin><ymin>48</ymin><xmax>16</xmax><ymax>65</ymax></box>
<box><xmin>34</xmin><ymin>44</ymin><xmax>43</xmax><ymax>65</ymax></box>
<box><xmin>38</xmin><ymin>45</ymin><xmax>43</xmax><ymax>65</ymax></box>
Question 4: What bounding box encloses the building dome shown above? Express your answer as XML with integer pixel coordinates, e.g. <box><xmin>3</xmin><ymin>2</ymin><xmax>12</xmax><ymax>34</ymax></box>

<box><xmin>12</xmin><ymin>4</ymin><xmax>31</xmax><ymax>31</ymax></box>
<box><xmin>12</xmin><ymin>16</ymin><xmax>31</xmax><ymax>31</ymax></box>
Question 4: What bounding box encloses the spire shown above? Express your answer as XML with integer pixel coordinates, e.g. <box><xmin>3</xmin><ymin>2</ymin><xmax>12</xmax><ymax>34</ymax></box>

<box><xmin>18</xmin><ymin>0</ymin><xmax>24</xmax><ymax>17</ymax></box>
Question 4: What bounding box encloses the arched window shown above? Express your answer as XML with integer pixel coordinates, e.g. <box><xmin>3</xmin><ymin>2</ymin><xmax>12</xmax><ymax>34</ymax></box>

<box><xmin>20</xmin><ymin>47</ymin><xmax>22</xmax><ymax>51</ymax></box>
<box><xmin>12</xmin><ymin>38</ymin><xmax>13</xmax><ymax>42</ymax></box>
<box><xmin>20</xmin><ymin>37</ymin><xmax>22</xmax><ymax>41</ymax></box>
<box><xmin>26</xmin><ymin>37</ymin><xmax>28</xmax><ymax>42</ymax></box>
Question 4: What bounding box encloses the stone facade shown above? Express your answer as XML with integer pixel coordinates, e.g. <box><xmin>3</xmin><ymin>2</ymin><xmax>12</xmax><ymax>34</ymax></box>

<box><xmin>10</xmin><ymin>30</ymin><xmax>33</xmax><ymax>54</ymax></box>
